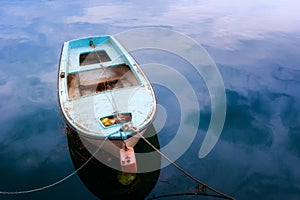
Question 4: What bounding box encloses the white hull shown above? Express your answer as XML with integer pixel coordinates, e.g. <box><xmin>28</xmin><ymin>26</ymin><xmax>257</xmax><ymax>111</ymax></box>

<box><xmin>58</xmin><ymin>36</ymin><xmax>156</xmax><ymax>158</ymax></box>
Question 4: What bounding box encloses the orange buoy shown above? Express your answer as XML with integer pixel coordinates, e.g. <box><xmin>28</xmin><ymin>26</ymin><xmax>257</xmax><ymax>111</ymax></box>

<box><xmin>119</xmin><ymin>146</ymin><xmax>137</xmax><ymax>173</ymax></box>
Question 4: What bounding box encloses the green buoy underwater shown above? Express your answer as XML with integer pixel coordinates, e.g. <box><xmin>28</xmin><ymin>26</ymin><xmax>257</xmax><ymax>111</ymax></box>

<box><xmin>118</xmin><ymin>172</ymin><xmax>136</xmax><ymax>185</ymax></box>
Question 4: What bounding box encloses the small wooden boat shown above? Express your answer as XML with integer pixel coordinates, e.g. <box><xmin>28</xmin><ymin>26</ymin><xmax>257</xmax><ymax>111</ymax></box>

<box><xmin>58</xmin><ymin>36</ymin><xmax>156</xmax><ymax>156</ymax></box>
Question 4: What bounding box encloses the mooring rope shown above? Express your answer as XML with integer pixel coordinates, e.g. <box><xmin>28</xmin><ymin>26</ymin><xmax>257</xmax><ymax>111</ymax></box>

<box><xmin>148</xmin><ymin>192</ymin><xmax>231</xmax><ymax>200</ymax></box>
<box><xmin>90</xmin><ymin>38</ymin><xmax>233</xmax><ymax>199</ymax></box>
<box><xmin>138</xmin><ymin>133</ymin><xmax>235</xmax><ymax>200</ymax></box>
<box><xmin>91</xmin><ymin>40</ymin><xmax>121</xmax><ymax>121</ymax></box>
<box><xmin>0</xmin><ymin>127</ymin><xmax>109</xmax><ymax>195</ymax></box>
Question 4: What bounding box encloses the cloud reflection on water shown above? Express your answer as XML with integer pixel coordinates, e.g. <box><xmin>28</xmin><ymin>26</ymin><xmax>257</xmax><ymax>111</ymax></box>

<box><xmin>0</xmin><ymin>0</ymin><xmax>300</xmax><ymax>199</ymax></box>
<box><xmin>65</xmin><ymin>0</ymin><xmax>300</xmax><ymax>49</ymax></box>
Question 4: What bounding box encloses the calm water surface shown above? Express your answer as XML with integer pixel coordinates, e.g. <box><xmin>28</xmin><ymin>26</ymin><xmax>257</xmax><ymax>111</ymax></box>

<box><xmin>1</xmin><ymin>0</ymin><xmax>300</xmax><ymax>199</ymax></box>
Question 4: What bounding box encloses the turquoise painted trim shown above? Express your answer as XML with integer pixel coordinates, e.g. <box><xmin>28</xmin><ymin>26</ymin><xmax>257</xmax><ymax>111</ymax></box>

<box><xmin>108</xmin><ymin>130</ymin><xmax>133</xmax><ymax>140</ymax></box>
<box><xmin>67</xmin><ymin>62</ymin><xmax>139</xmax><ymax>75</ymax></box>
<box><xmin>67</xmin><ymin>62</ymin><xmax>126</xmax><ymax>75</ymax></box>
<box><xmin>69</xmin><ymin>36</ymin><xmax>110</xmax><ymax>49</ymax></box>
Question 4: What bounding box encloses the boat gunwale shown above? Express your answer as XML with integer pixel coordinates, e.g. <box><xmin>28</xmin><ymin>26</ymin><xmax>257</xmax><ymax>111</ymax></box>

<box><xmin>58</xmin><ymin>35</ymin><xmax>157</xmax><ymax>141</ymax></box>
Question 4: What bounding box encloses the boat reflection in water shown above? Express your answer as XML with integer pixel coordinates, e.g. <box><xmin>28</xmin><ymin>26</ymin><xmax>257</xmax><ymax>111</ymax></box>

<box><xmin>66</xmin><ymin>124</ymin><xmax>161</xmax><ymax>200</ymax></box>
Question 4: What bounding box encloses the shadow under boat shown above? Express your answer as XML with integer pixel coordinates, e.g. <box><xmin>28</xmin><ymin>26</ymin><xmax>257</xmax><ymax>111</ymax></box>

<box><xmin>66</xmin><ymin>124</ymin><xmax>161</xmax><ymax>200</ymax></box>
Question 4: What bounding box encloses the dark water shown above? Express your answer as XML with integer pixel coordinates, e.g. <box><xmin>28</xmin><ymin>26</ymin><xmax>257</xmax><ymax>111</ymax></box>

<box><xmin>1</xmin><ymin>1</ymin><xmax>300</xmax><ymax>199</ymax></box>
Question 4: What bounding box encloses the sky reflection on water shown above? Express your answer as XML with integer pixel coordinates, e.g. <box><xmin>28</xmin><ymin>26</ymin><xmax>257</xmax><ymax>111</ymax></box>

<box><xmin>0</xmin><ymin>0</ymin><xmax>300</xmax><ymax>199</ymax></box>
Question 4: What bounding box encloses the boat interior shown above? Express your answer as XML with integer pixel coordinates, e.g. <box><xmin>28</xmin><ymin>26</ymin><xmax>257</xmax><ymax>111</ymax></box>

<box><xmin>79</xmin><ymin>50</ymin><xmax>111</xmax><ymax>66</ymax></box>
<box><xmin>67</xmin><ymin>64</ymin><xmax>139</xmax><ymax>99</ymax></box>
<box><xmin>100</xmin><ymin>113</ymin><xmax>132</xmax><ymax>127</ymax></box>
